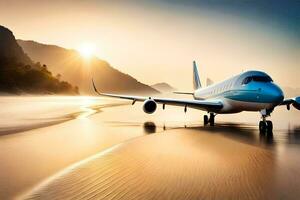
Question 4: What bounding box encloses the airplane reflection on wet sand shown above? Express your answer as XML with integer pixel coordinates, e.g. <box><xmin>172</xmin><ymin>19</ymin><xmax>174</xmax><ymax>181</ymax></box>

<box><xmin>109</xmin><ymin>120</ymin><xmax>300</xmax><ymax>147</ymax></box>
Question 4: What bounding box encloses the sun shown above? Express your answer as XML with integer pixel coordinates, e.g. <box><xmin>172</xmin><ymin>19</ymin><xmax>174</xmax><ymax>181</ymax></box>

<box><xmin>77</xmin><ymin>43</ymin><xmax>95</xmax><ymax>59</ymax></box>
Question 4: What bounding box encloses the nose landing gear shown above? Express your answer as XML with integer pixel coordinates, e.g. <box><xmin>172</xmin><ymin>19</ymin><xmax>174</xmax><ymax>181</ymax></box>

<box><xmin>259</xmin><ymin>109</ymin><xmax>273</xmax><ymax>134</ymax></box>
<box><xmin>259</xmin><ymin>120</ymin><xmax>273</xmax><ymax>133</ymax></box>
<box><xmin>204</xmin><ymin>113</ymin><xmax>215</xmax><ymax>126</ymax></box>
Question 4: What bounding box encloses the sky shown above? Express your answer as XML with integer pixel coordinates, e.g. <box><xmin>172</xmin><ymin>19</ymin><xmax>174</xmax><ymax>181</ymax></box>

<box><xmin>0</xmin><ymin>0</ymin><xmax>299</xmax><ymax>90</ymax></box>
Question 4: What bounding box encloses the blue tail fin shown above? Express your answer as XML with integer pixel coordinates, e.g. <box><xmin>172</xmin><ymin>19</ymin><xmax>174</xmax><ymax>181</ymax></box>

<box><xmin>193</xmin><ymin>61</ymin><xmax>201</xmax><ymax>90</ymax></box>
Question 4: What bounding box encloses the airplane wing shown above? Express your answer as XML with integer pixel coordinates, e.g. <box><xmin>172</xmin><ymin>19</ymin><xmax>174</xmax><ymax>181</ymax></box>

<box><xmin>280</xmin><ymin>98</ymin><xmax>295</xmax><ymax>106</ymax></box>
<box><xmin>173</xmin><ymin>91</ymin><xmax>194</xmax><ymax>95</ymax></box>
<box><xmin>279</xmin><ymin>97</ymin><xmax>300</xmax><ymax>110</ymax></box>
<box><xmin>92</xmin><ymin>80</ymin><xmax>223</xmax><ymax>112</ymax></box>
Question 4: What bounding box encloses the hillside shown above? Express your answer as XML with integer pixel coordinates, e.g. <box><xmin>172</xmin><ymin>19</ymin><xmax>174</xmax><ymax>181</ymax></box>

<box><xmin>0</xmin><ymin>26</ymin><xmax>32</xmax><ymax>65</ymax></box>
<box><xmin>18</xmin><ymin>40</ymin><xmax>159</xmax><ymax>95</ymax></box>
<box><xmin>151</xmin><ymin>82</ymin><xmax>176</xmax><ymax>93</ymax></box>
<box><xmin>282</xmin><ymin>87</ymin><xmax>300</xmax><ymax>98</ymax></box>
<box><xmin>0</xmin><ymin>26</ymin><xmax>78</xmax><ymax>95</ymax></box>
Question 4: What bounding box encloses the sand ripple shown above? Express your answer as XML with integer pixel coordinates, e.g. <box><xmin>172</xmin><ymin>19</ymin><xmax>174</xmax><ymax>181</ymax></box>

<box><xmin>24</xmin><ymin>130</ymin><xmax>277</xmax><ymax>200</ymax></box>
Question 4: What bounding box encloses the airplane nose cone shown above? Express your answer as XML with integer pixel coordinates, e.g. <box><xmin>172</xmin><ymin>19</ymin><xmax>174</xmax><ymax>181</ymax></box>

<box><xmin>269</xmin><ymin>84</ymin><xmax>284</xmax><ymax>103</ymax></box>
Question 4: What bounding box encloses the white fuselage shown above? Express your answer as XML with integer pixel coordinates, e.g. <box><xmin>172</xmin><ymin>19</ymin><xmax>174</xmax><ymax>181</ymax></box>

<box><xmin>193</xmin><ymin>71</ymin><xmax>284</xmax><ymax>114</ymax></box>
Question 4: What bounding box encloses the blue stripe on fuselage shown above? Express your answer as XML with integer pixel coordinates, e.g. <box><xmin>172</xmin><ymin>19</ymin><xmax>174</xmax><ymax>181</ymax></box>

<box><xmin>216</xmin><ymin>82</ymin><xmax>283</xmax><ymax>104</ymax></box>
<box><xmin>223</xmin><ymin>90</ymin><xmax>270</xmax><ymax>103</ymax></box>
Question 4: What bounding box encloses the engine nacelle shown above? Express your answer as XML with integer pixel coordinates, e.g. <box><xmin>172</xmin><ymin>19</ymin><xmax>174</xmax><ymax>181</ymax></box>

<box><xmin>143</xmin><ymin>99</ymin><xmax>157</xmax><ymax>114</ymax></box>
<box><xmin>292</xmin><ymin>97</ymin><xmax>300</xmax><ymax>110</ymax></box>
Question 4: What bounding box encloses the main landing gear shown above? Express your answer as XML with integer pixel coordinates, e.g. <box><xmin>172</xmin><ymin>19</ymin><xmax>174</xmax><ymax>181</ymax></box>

<box><xmin>204</xmin><ymin>113</ymin><xmax>215</xmax><ymax>126</ymax></box>
<box><xmin>259</xmin><ymin>109</ymin><xmax>273</xmax><ymax>134</ymax></box>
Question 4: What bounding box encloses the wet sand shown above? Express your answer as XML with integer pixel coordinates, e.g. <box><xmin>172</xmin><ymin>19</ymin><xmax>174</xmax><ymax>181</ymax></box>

<box><xmin>0</xmin><ymin>96</ymin><xmax>300</xmax><ymax>199</ymax></box>
<box><xmin>24</xmin><ymin>130</ymin><xmax>277</xmax><ymax>200</ymax></box>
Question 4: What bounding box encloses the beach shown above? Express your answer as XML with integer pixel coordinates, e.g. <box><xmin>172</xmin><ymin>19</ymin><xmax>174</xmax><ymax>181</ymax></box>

<box><xmin>0</xmin><ymin>96</ymin><xmax>299</xmax><ymax>199</ymax></box>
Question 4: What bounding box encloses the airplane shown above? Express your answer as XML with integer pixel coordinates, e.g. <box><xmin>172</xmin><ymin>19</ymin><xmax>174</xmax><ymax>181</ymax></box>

<box><xmin>92</xmin><ymin>61</ymin><xmax>300</xmax><ymax>134</ymax></box>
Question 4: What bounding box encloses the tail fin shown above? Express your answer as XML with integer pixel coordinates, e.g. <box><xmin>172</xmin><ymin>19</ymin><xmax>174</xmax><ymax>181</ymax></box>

<box><xmin>193</xmin><ymin>61</ymin><xmax>201</xmax><ymax>90</ymax></box>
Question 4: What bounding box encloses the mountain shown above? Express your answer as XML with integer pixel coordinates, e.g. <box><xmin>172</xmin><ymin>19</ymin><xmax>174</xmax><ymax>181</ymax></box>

<box><xmin>18</xmin><ymin>40</ymin><xmax>159</xmax><ymax>95</ymax></box>
<box><xmin>0</xmin><ymin>25</ymin><xmax>78</xmax><ymax>95</ymax></box>
<box><xmin>151</xmin><ymin>82</ymin><xmax>176</xmax><ymax>93</ymax></box>
<box><xmin>282</xmin><ymin>87</ymin><xmax>300</xmax><ymax>98</ymax></box>
<box><xmin>0</xmin><ymin>26</ymin><xmax>32</xmax><ymax>65</ymax></box>
<box><xmin>206</xmin><ymin>78</ymin><xmax>214</xmax><ymax>86</ymax></box>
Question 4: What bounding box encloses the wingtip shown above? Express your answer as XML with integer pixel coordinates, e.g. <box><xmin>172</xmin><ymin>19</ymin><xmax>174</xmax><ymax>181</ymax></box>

<box><xmin>92</xmin><ymin>78</ymin><xmax>100</xmax><ymax>95</ymax></box>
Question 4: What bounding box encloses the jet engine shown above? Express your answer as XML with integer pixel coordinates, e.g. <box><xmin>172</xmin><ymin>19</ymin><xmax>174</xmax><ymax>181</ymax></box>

<box><xmin>143</xmin><ymin>99</ymin><xmax>157</xmax><ymax>114</ymax></box>
<box><xmin>292</xmin><ymin>97</ymin><xmax>300</xmax><ymax>110</ymax></box>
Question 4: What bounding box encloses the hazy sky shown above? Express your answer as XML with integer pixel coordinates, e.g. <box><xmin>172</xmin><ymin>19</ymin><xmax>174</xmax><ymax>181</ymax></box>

<box><xmin>1</xmin><ymin>0</ymin><xmax>299</xmax><ymax>90</ymax></box>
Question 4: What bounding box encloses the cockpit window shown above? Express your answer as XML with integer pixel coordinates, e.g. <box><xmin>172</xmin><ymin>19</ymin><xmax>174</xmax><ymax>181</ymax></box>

<box><xmin>252</xmin><ymin>76</ymin><xmax>273</xmax><ymax>82</ymax></box>
<box><xmin>242</xmin><ymin>75</ymin><xmax>273</xmax><ymax>85</ymax></box>
<box><xmin>242</xmin><ymin>77</ymin><xmax>252</xmax><ymax>85</ymax></box>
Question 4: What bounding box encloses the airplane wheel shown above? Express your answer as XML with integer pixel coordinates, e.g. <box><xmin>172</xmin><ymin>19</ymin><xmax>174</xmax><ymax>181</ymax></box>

<box><xmin>259</xmin><ymin>121</ymin><xmax>267</xmax><ymax>133</ymax></box>
<box><xmin>209</xmin><ymin>114</ymin><xmax>215</xmax><ymax>126</ymax></box>
<box><xmin>266</xmin><ymin>120</ymin><xmax>273</xmax><ymax>133</ymax></box>
<box><xmin>204</xmin><ymin>115</ymin><xmax>209</xmax><ymax>125</ymax></box>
